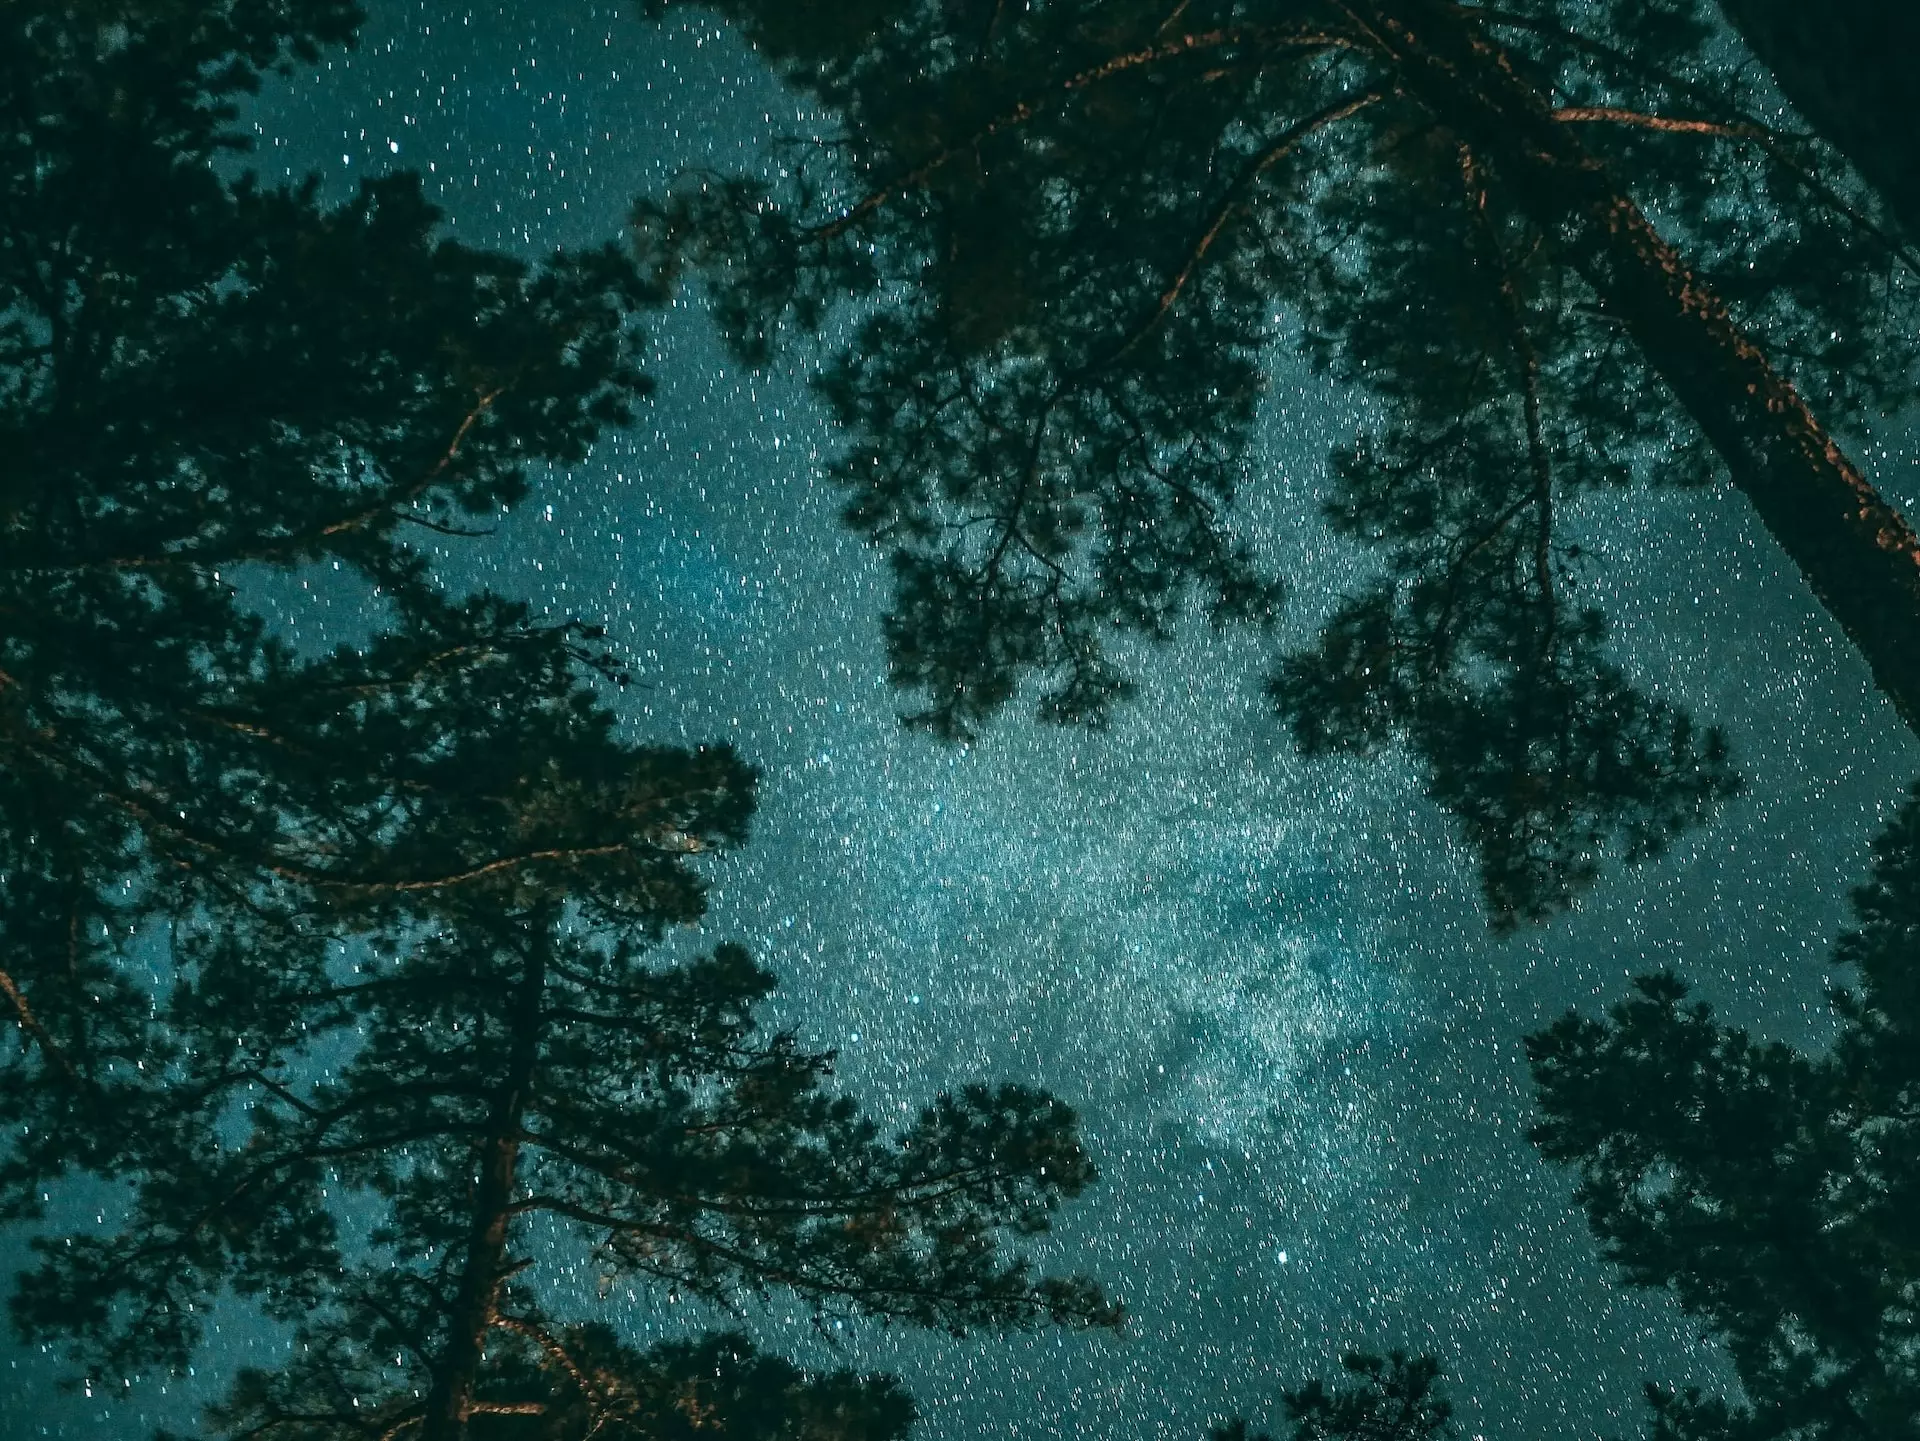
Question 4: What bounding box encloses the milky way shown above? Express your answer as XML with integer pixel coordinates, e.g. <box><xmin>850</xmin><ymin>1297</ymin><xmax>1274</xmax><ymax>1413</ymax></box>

<box><xmin>9</xmin><ymin>5</ymin><xmax>1918</xmax><ymax>1439</ymax></box>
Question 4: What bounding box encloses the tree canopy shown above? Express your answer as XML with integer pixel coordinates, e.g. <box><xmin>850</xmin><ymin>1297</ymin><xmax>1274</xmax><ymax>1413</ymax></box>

<box><xmin>0</xmin><ymin>0</ymin><xmax>659</xmax><ymax>1097</ymax></box>
<box><xmin>1528</xmin><ymin>787</ymin><xmax>1920</xmax><ymax>1440</ymax></box>
<box><xmin>14</xmin><ymin>880</ymin><xmax>1118</xmax><ymax>1438</ymax></box>
<box><xmin>0</xmin><ymin>7</ymin><xmax>1121</xmax><ymax>1438</ymax></box>
<box><xmin>648</xmin><ymin>0</ymin><xmax>1920</xmax><ymax>927</ymax></box>
<box><xmin>11</xmin><ymin>4</ymin><xmax>1920</xmax><ymax>1440</ymax></box>
<box><xmin>1718</xmin><ymin>0</ymin><xmax>1920</xmax><ymax>244</ymax></box>
<box><xmin>1212</xmin><ymin>1350</ymin><xmax>1457</xmax><ymax>1441</ymax></box>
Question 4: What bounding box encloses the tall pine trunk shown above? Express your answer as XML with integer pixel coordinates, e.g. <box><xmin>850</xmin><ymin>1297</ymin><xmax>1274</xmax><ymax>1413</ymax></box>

<box><xmin>418</xmin><ymin>927</ymin><xmax>548</xmax><ymax>1441</ymax></box>
<box><xmin>1340</xmin><ymin>0</ymin><xmax>1920</xmax><ymax>735</ymax></box>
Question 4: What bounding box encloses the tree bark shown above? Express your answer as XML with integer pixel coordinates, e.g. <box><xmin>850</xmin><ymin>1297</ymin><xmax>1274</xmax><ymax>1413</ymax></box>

<box><xmin>1340</xmin><ymin>0</ymin><xmax>1920</xmax><ymax>736</ymax></box>
<box><xmin>418</xmin><ymin>926</ymin><xmax>547</xmax><ymax>1441</ymax></box>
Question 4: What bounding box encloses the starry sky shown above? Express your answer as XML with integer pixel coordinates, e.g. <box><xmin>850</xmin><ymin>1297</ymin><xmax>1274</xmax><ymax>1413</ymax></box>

<box><xmin>9</xmin><ymin>4</ymin><xmax>1920</xmax><ymax>1439</ymax></box>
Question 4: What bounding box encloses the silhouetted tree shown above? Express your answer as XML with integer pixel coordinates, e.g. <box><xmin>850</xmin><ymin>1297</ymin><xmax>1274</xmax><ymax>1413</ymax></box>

<box><xmin>0</xmin><ymin>2</ymin><xmax>652</xmax><ymax>1094</ymax></box>
<box><xmin>4</xmin><ymin>10</ymin><xmax>1122</xmax><ymax>1440</ymax></box>
<box><xmin>1213</xmin><ymin>1351</ymin><xmax>1457</xmax><ymax>1441</ymax></box>
<box><xmin>1717</xmin><ymin>0</ymin><xmax>1920</xmax><ymax>243</ymax></box>
<box><xmin>14</xmin><ymin>911</ymin><xmax>1117</xmax><ymax>1441</ymax></box>
<box><xmin>646</xmin><ymin>0</ymin><xmax>1920</xmax><ymax>924</ymax></box>
<box><xmin>8</xmin><ymin>675</ymin><xmax>1117</xmax><ymax>1439</ymax></box>
<box><xmin>0</xmin><ymin>585</ymin><xmax>749</xmax><ymax>1207</ymax></box>
<box><xmin>190</xmin><ymin>1325</ymin><xmax>917</xmax><ymax>1441</ymax></box>
<box><xmin>1527</xmin><ymin>786</ymin><xmax>1920</xmax><ymax>1440</ymax></box>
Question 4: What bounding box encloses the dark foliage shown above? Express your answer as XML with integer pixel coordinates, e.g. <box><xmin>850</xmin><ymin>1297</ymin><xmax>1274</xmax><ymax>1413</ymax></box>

<box><xmin>2</xmin><ymin>10</ymin><xmax>1120</xmax><ymax>1440</ymax></box>
<box><xmin>647</xmin><ymin>0</ymin><xmax>1920</xmax><ymax>926</ymax></box>
<box><xmin>1719</xmin><ymin>0</ymin><xmax>1920</xmax><ymax>244</ymax></box>
<box><xmin>0</xmin><ymin>0</ymin><xmax>655</xmax><ymax>1108</ymax></box>
<box><xmin>1213</xmin><ymin>1350</ymin><xmax>1456</xmax><ymax>1441</ymax></box>
<box><xmin>191</xmin><ymin>1325</ymin><xmax>918</xmax><ymax>1441</ymax></box>
<box><xmin>12</xmin><ymin>814</ymin><xmax>1116</xmax><ymax>1434</ymax></box>
<box><xmin>1528</xmin><ymin>786</ymin><xmax>1920</xmax><ymax>1439</ymax></box>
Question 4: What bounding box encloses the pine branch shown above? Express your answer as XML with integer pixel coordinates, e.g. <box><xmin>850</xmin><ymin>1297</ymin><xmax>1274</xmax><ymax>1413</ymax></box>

<box><xmin>806</xmin><ymin>25</ymin><xmax>1355</xmax><ymax>242</ymax></box>
<box><xmin>1105</xmin><ymin>86</ymin><xmax>1388</xmax><ymax>367</ymax></box>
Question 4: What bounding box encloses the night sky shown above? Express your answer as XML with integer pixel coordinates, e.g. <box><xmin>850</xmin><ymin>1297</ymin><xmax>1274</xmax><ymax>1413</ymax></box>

<box><xmin>8</xmin><ymin>4</ymin><xmax>1919</xmax><ymax>1439</ymax></box>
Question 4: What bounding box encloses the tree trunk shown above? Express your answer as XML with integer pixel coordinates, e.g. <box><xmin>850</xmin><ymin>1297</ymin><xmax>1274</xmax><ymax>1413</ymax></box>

<box><xmin>1339</xmin><ymin>0</ymin><xmax>1920</xmax><ymax>736</ymax></box>
<box><xmin>418</xmin><ymin>926</ymin><xmax>548</xmax><ymax>1441</ymax></box>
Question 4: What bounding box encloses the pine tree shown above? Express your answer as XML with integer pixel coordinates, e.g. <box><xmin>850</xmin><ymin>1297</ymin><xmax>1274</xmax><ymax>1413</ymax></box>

<box><xmin>3</xmin><ymin>8</ymin><xmax>1122</xmax><ymax>1437</ymax></box>
<box><xmin>7</xmin><ymin>658</ymin><xmax>1117</xmax><ymax>1439</ymax></box>
<box><xmin>12</xmin><ymin>879</ymin><xmax>1118</xmax><ymax>1441</ymax></box>
<box><xmin>1213</xmin><ymin>1351</ymin><xmax>1457</xmax><ymax>1441</ymax></box>
<box><xmin>193</xmin><ymin>1325</ymin><xmax>918</xmax><ymax>1441</ymax></box>
<box><xmin>0</xmin><ymin>2</ymin><xmax>652</xmax><ymax>1090</ymax></box>
<box><xmin>645</xmin><ymin>0</ymin><xmax>1918</xmax><ymax>925</ymax></box>
<box><xmin>1526</xmin><ymin>788</ymin><xmax>1920</xmax><ymax>1440</ymax></box>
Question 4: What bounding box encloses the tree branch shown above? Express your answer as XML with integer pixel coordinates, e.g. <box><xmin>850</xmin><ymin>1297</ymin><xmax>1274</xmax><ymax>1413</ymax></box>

<box><xmin>1551</xmin><ymin>105</ymin><xmax>1769</xmax><ymax>139</ymax></box>
<box><xmin>807</xmin><ymin>26</ymin><xmax>1352</xmax><ymax>242</ymax></box>
<box><xmin>0</xmin><ymin>965</ymin><xmax>79</xmax><ymax>1082</ymax></box>
<box><xmin>1106</xmin><ymin>86</ymin><xmax>1388</xmax><ymax>366</ymax></box>
<box><xmin>492</xmin><ymin>1314</ymin><xmax>606</xmax><ymax>1410</ymax></box>
<box><xmin>1459</xmin><ymin>143</ymin><xmax>1556</xmax><ymax>641</ymax></box>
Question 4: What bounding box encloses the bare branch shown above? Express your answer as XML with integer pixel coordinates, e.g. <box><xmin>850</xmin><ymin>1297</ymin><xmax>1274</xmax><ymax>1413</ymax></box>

<box><xmin>1551</xmin><ymin>105</ymin><xmax>1768</xmax><ymax>139</ymax></box>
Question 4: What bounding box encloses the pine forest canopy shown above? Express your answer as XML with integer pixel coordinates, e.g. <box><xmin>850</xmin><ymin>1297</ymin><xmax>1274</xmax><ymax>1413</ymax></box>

<box><xmin>6</xmin><ymin>3</ymin><xmax>1920</xmax><ymax>1441</ymax></box>
<box><xmin>650</xmin><ymin>0</ymin><xmax>1920</xmax><ymax>928</ymax></box>
<box><xmin>1</xmin><ymin>5</ymin><xmax>1118</xmax><ymax>1438</ymax></box>
<box><xmin>11</xmin><ymin>904</ymin><xmax>1118</xmax><ymax>1440</ymax></box>
<box><xmin>1526</xmin><ymin>783</ymin><xmax>1920</xmax><ymax>1441</ymax></box>
<box><xmin>0</xmin><ymin>0</ymin><xmax>659</xmax><ymax>1100</ymax></box>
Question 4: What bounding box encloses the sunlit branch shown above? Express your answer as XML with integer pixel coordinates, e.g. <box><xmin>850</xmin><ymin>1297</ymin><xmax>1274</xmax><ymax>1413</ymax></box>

<box><xmin>21</xmin><ymin>727</ymin><xmax>708</xmax><ymax>896</ymax></box>
<box><xmin>491</xmin><ymin>1313</ymin><xmax>606</xmax><ymax>1408</ymax></box>
<box><xmin>376</xmin><ymin>1413</ymin><xmax>425</xmax><ymax>1441</ymax></box>
<box><xmin>1551</xmin><ymin>105</ymin><xmax>1769</xmax><ymax>139</ymax></box>
<box><xmin>1473</xmin><ymin>12</ymin><xmax>1920</xmax><ymax>276</ymax></box>
<box><xmin>30</xmin><ymin>387</ymin><xmax>509</xmax><ymax>575</ymax></box>
<box><xmin>316</xmin><ymin>387</ymin><xmax>505</xmax><ymax>541</ymax></box>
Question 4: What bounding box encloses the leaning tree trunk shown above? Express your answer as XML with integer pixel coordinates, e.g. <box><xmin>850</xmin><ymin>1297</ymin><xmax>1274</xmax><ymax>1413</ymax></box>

<box><xmin>419</xmin><ymin>927</ymin><xmax>548</xmax><ymax>1441</ymax></box>
<box><xmin>1337</xmin><ymin>0</ymin><xmax>1920</xmax><ymax>737</ymax></box>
